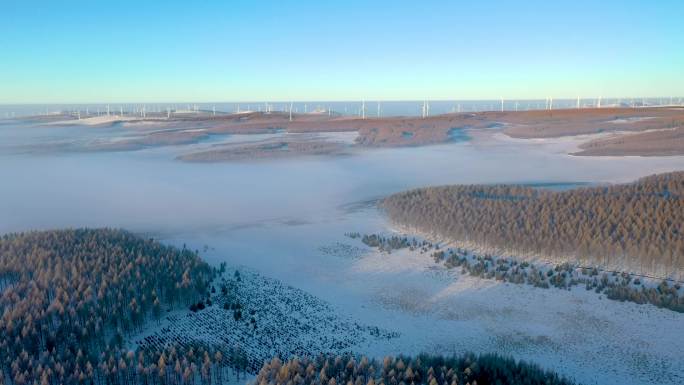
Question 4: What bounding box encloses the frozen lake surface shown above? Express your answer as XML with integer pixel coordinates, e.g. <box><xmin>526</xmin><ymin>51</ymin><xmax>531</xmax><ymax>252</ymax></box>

<box><xmin>1</xmin><ymin>121</ymin><xmax>684</xmax><ymax>385</ymax></box>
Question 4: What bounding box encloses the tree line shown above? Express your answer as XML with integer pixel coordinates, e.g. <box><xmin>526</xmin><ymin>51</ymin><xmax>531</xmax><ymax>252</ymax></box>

<box><xmin>255</xmin><ymin>353</ymin><xmax>575</xmax><ymax>385</ymax></box>
<box><xmin>381</xmin><ymin>172</ymin><xmax>684</xmax><ymax>279</ymax></box>
<box><xmin>435</xmin><ymin>249</ymin><xmax>684</xmax><ymax>312</ymax></box>
<box><xmin>353</xmin><ymin>231</ymin><xmax>684</xmax><ymax>312</ymax></box>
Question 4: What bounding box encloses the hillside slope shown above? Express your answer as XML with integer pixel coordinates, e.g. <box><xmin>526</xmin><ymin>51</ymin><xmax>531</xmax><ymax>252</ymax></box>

<box><xmin>381</xmin><ymin>172</ymin><xmax>684</xmax><ymax>279</ymax></box>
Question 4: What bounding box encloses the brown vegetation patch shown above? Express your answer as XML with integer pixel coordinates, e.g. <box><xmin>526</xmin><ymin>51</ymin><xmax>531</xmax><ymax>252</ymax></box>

<box><xmin>175</xmin><ymin>108</ymin><xmax>684</xmax><ymax>149</ymax></box>
<box><xmin>177</xmin><ymin>138</ymin><xmax>349</xmax><ymax>162</ymax></box>
<box><xmin>502</xmin><ymin>107</ymin><xmax>684</xmax><ymax>138</ymax></box>
<box><xmin>89</xmin><ymin>130</ymin><xmax>211</xmax><ymax>151</ymax></box>
<box><xmin>32</xmin><ymin>108</ymin><xmax>684</xmax><ymax>156</ymax></box>
<box><xmin>573</xmin><ymin>127</ymin><xmax>684</xmax><ymax>156</ymax></box>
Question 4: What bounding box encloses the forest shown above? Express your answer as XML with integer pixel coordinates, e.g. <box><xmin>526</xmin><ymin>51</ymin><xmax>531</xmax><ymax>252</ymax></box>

<box><xmin>0</xmin><ymin>229</ymin><xmax>224</xmax><ymax>385</ymax></box>
<box><xmin>0</xmin><ymin>229</ymin><xmax>580</xmax><ymax>385</ymax></box>
<box><xmin>255</xmin><ymin>353</ymin><xmax>575</xmax><ymax>385</ymax></box>
<box><xmin>381</xmin><ymin>172</ymin><xmax>684</xmax><ymax>279</ymax></box>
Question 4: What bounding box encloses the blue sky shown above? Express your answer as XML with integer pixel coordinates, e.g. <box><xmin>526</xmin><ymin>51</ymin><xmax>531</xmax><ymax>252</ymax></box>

<box><xmin>1</xmin><ymin>0</ymin><xmax>682</xmax><ymax>103</ymax></box>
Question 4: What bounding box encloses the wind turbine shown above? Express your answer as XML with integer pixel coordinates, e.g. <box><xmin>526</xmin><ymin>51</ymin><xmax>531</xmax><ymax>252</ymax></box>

<box><xmin>377</xmin><ymin>101</ymin><xmax>381</xmax><ymax>118</ymax></box>
<box><xmin>361</xmin><ymin>99</ymin><xmax>366</xmax><ymax>119</ymax></box>
<box><xmin>576</xmin><ymin>96</ymin><xmax>580</xmax><ymax>109</ymax></box>
<box><xmin>500</xmin><ymin>97</ymin><xmax>504</xmax><ymax>112</ymax></box>
<box><xmin>213</xmin><ymin>105</ymin><xmax>216</xmax><ymax>116</ymax></box>
<box><xmin>421</xmin><ymin>100</ymin><xmax>430</xmax><ymax>118</ymax></box>
<box><xmin>549</xmin><ymin>97</ymin><xmax>553</xmax><ymax>110</ymax></box>
<box><xmin>289</xmin><ymin>102</ymin><xmax>293</xmax><ymax>122</ymax></box>
<box><xmin>597</xmin><ymin>96</ymin><xmax>602</xmax><ymax>108</ymax></box>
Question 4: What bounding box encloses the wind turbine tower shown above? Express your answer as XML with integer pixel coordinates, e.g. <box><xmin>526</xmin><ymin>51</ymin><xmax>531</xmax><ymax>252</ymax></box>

<box><xmin>361</xmin><ymin>99</ymin><xmax>366</xmax><ymax>119</ymax></box>
<box><xmin>500</xmin><ymin>98</ymin><xmax>504</xmax><ymax>112</ymax></box>
<box><xmin>421</xmin><ymin>100</ymin><xmax>430</xmax><ymax>118</ymax></box>
<box><xmin>289</xmin><ymin>102</ymin><xmax>293</xmax><ymax>122</ymax></box>
<box><xmin>577</xmin><ymin>96</ymin><xmax>580</xmax><ymax>109</ymax></box>
<box><xmin>597</xmin><ymin>96</ymin><xmax>602</xmax><ymax>108</ymax></box>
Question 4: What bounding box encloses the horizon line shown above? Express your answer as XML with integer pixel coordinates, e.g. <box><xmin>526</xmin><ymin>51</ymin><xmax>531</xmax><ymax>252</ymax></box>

<box><xmin>1</xmin><ymin>96</ymin><xmax>682</xmax><ymax>106</ymax></box>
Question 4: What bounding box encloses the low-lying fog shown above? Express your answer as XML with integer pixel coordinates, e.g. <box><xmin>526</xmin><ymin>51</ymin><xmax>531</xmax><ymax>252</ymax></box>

<box><xmin>2</xmin><ymin>121</ymin><xmax>684</xmax><ymax>385</ymax></box>
<box><xmin>2</xmin><ymin>120</ymin><xmax>683</xmax><ymax>303</ymax></box>
<box><xmin>3</xmin><ymin>121</ymin><xmax>683</xmax><ymax>235</ymax></box>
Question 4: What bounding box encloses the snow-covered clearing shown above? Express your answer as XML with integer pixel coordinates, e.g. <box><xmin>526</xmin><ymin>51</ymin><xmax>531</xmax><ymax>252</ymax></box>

<box><xmin>131</xmin><ymin>268</ymin><xmax>398</xmax><ymax>374</ymax></box>
<box><xmin>339</xmin><ymin>243</ymin><xmax>684</xmax><ymax>385</ymax></box>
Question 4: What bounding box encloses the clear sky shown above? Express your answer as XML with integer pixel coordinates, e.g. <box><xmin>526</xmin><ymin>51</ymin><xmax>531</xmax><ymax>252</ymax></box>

<box><xmin>1</xmin><ymin>0</ymin><xmax>683</xmax><ymax>103</ymax></box>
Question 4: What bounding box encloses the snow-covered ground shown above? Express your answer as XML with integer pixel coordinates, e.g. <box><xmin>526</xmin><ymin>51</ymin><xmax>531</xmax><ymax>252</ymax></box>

<box><xmin>131</xmin><ymin>224</ymin><xmax>684</xmax><ymax>385</ymax></box>
<box><xmin>131</xmin><ymin>268</ymin><xmax>398</xmax><ymax>374</ymax></box>
<box><xmin>48</xmin><ymin>115</ymin><xmax>143</xmax><ymax>126</ymax></box>
<box><xmin>342</xmin><ymin>243</ymin><xmax>684</xmax><ymax>385</ymax></box>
